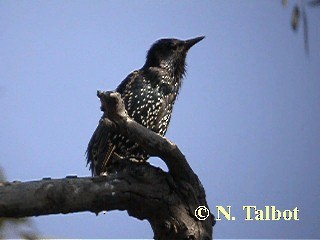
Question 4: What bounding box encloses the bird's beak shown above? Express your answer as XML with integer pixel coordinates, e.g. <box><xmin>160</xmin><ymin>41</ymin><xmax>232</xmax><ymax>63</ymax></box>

<box><xmin>184</xmin><ymin>36</ymin><xmax>205</xmax><ymax>50</ymax></box>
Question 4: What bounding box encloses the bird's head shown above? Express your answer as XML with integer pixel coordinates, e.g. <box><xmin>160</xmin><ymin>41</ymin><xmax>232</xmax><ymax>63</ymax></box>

<box><xmin>143</xmin><ymin>36</ymin><xmax>205</xmax><ymax>79</ymax></box>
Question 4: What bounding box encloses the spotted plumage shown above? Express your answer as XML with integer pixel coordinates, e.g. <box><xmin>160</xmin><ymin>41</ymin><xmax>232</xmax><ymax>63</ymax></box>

<box><xmin>87</xmin><ymin>36</ymin><xmax>204</xmax><ymax>176</ymax></box>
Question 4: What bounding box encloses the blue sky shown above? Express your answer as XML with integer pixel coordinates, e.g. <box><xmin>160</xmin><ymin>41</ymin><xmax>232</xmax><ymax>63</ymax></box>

<box><xmin>1</xmin><ymin>1</ymin><xmax>319</xmax><ymax>239</ymax></box>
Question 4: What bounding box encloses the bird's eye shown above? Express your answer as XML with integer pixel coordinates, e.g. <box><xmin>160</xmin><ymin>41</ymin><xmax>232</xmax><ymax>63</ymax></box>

<box><xmin>170</xmin><ymin>43</ymin><xmax>178</xmax><ymax>51</ymax></box>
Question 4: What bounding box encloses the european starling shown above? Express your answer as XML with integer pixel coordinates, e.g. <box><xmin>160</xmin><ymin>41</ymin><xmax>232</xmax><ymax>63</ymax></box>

<box><xmin>87</xmin><ymin>36</ymin><xmax>205</xmax><ymax>176</ymax></box>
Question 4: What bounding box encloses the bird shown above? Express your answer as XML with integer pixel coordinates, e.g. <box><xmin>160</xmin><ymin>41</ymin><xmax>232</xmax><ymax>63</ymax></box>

<box><xmin>87</xmin><ymin>36</ymin><xmax>205</xmax><ymax>176</ymax></box>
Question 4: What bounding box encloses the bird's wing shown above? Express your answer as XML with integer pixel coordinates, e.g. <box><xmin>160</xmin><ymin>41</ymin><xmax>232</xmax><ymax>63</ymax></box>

<box><xmin>86</xmin><ymin>121</ymin><xmax>114</xmax><ymax>176</ymax></box>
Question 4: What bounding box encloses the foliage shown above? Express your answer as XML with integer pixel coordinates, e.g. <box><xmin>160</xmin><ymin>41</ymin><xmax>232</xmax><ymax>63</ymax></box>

<box><xmin>282</xmin><ymin>0</ymin><xmax>320</xmax><ymax>54</ymax></box>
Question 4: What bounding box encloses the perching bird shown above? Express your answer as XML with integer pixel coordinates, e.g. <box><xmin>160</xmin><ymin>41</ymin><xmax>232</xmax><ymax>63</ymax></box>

<box><xmin>87</xmin><ymin>36</ymin><xmax>205</xmax><ymax>176</ymax></box>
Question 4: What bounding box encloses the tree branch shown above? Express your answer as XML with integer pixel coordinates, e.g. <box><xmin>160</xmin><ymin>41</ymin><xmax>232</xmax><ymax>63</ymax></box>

<box><xmin>0</xmin><ymin>165</ymin><xmax>172</xmax><ymax>219</ymax></box>
<box><xmin>0</xmin><ymin>90</ymin><xmax>215</xmax><ymax>239</ymax></box>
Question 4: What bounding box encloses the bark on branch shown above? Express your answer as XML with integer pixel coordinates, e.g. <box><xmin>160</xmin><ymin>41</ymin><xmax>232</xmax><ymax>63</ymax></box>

<box><xmin>0</xmin><ymin>91</ymin><xmax>215</xmax><ymax>239</ymax></box>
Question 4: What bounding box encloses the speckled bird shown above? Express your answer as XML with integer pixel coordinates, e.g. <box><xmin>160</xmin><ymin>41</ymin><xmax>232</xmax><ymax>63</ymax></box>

<box><xmin>87</xmin><ymin>36</ymin><xmax>205</xmax><ymax>176</ymax></box>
